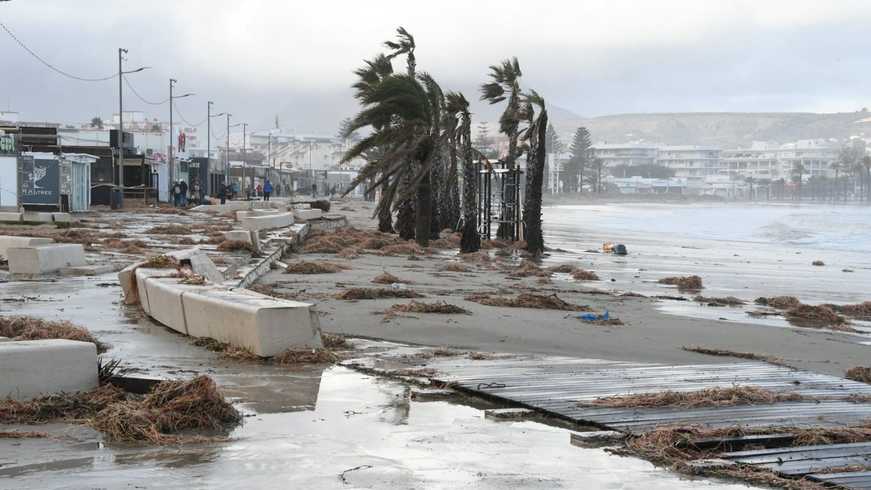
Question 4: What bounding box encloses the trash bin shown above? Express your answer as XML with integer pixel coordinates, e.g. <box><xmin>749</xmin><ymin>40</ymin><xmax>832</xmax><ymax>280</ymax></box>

<box><xmin>110</xmin><ymin>188</ymin><xmax>123</xmax><ymax>210</ymax></box>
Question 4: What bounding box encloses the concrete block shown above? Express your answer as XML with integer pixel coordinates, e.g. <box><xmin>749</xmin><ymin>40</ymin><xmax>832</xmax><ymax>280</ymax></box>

<box><xmin>182</xmin><ymin>287</ymin><xmax>322</xmax><ymax>356</ymax></box>
<box><xmin>0</xmin><ymin>339</ymin><xmax>98</xmax><ymax>400</ymax></box>
<box><xmin>240</xmin><ymin>212</ymin><xmax>294</xmax><ymax>232</ymax></box>
<box><xmin>0</xmin><ymin>212</ymin><xmax>22</xmax><ymax>222</ymax></box>
<box><xmin>224</xmin><ymin>230</ymin><xmax>254</xmax><ymax>244</ymax></box>
<box><xmin>133</xmin><ymin>267</ymin><xmax>177</xmax><ymax>314</ymax></box>
<box><xmin>7</xmin><ymin>244</ymin><xmax>86</xmax><ymax>275</ymax></box>
<box><xmin>191</xmin><ymin>201</ymin><xmax>252</xmax><ymax>213</ymax></box>
<box><xmin>140</xmin><ymin>277</ymin><xmax>191</xmax><ymax>335</ymax></box>
<box><xmin>293</xmin><ymin>208</ymin><xmax>323</xmax><ymax>221</ymax></box>
<box><xmin>22</xmin><ymin>211</ymin><xmax>54</xmax><ymax>223</ymax></box>
<box><xmin>166</xmin><ymin>248</ymin><xmax>224</xmax><ymax>283</ymax></box>
<box><xmin>0</xmin><ymin>236</ymin><xmax>54</xmax><ymax>258</ymax></box>
<box><xmin>51</xmin><ymin>212</ymin><xmax>73</xmax><ymax>223</ymax></box>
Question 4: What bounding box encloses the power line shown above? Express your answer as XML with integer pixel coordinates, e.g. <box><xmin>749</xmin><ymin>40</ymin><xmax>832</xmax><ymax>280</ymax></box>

<box><xmin>123</xmin><ymin>76</ymin><xmax>169</xmax><ymax>105</ymax></box>
<box><xmin>0</xmin><ymin>21</ymin><xmax>118</xmax><ymax>82</ymax></box>
<box><xmin>172</xmin><ymin>101</ymin><xmax>207</xmax><ymax>127</ymax></box>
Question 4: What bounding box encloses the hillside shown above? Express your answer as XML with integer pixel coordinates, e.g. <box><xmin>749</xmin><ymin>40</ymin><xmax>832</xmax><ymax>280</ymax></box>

<box><xmin>546</xmin><ymin>109</ymin><xmax>871</xmax><ymax>148</ymax></box>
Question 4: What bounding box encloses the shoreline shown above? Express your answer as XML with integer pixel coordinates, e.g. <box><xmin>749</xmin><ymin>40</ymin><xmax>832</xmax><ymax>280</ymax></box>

<box><xmin>257</xmin><ymin>199</ymin><xmax>869</xmax><ymax>378</ymax></box>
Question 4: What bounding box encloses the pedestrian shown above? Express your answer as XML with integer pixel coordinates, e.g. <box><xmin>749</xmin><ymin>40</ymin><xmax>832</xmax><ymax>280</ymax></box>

<box><xmin>219</xmin><ymin>182</ymin><xmax>227</xmax><ymax>204</ymax></box>
<box><xmin>191</xmin><ymin>180</ymin><xmax>201</xmax><ymax>205</ymax></box>
<box><xmin>263</xmin><ymin>179</ymin><xmax>273</xmax><ymax>201</ymax></box>
<box><xmin>311</xmin><ymin>183</ymin><xmax>317</xmax><ymax>198</ymax></box>
<box><xmin>172</xmin><ymin>181</ymin><xmax>182</xmax><ymax>207</ymax></box>
<box><xmin>179</xmin><ymin>180</ymin><xmax>189</xmax><ymax>207</ymax></box>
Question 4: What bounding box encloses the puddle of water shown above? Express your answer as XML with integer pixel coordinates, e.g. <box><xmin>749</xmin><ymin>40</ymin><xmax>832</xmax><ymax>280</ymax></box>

<box><xmin>2</xmin><ymin>367</ymin><xmax>748</xmax><ymax>490</ymax></box>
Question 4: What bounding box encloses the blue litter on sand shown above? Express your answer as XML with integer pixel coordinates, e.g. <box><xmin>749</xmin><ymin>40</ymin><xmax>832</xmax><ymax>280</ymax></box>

<box><xmin>578</xmin><ymin>310</ymin><xmax>609</xmax><ymax>322</ymax></box>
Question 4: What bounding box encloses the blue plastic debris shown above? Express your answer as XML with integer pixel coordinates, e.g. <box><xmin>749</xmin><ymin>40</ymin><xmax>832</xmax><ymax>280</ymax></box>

<box><xmin>577</xmin><ymin>310</ymin><xmax>609</xmax><ymax>322</ymax></box>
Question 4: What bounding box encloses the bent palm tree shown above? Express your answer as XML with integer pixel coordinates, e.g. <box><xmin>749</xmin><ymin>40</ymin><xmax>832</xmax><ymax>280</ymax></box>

<box><xmin>446</xmin><ymin>92</ymin><xmax>480</xmax><ymax>252</ymax></box>
<box><xmin>341</xmin><ymin>73</ymin><xmax>445</xmax><ymax>247</ymax></box>
<box><xmin>481</xmin><ymin>57</ymin><xmax>523</xmax><ymax>239</ymax></box>
<box><xmin>521</xmin><ymin>90</ymin><xmax>547</xmax><ymax>256</ymax></box>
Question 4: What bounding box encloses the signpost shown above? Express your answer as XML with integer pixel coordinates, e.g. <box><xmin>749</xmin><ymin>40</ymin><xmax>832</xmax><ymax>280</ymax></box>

<box><xmin>0</xmin><ymin>134</ymin><xmax>14</xmax><ymax>155</ymax></box>
<box><xmin>17</xmin><ymin>156</ymin><xmax>60</xmax><ymax>206</ymax></box>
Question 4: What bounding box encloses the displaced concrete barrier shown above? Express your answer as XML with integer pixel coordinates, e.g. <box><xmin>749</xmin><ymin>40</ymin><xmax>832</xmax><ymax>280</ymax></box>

<box><xmin>0</xmin><ymin>236</ymin><xmax>54</xmax><ymax>258</ymax></box>
<box><xmin>293</xmin><ymin>208</ymin><xmax>323</xmax><ymax>222</ymax></box>
<box><xmin>224</xmin><ymin>229</ymin><xmax>256</xmax><ymax>245</ymax></box>
<box><xmin>239</xmin><ymin>212</ymin><xmax>294</xmax><ymax>232</ymax></box>
<box><xmin>121</xmin><ymin>246</ymin><xmax>322</xmax><ymax>356</ymax></box>
<box><xmin>0</xmin><ymin>212</ymin><xmax>22</xmax><ymax>223</ymax></box>
<box><xmin>183</xmin><ymin>288</ymin><xmax>322</xmax><ymax>356</ymax></box>
<box><xmin>7</xmin><ymin>243</ymin><xmax>86</xmax><ymax>275</ymax></box>
<box><xmin>0</xmin><ymin>339</ymin><xmax>98</xmax><ymax>400</ymax></box>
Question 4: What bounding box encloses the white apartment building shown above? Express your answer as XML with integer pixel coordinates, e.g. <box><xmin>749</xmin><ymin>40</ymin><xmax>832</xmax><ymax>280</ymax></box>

<box><xmin>591</xmin><ymin>143</ymin><xmax>658</xmax><ymax>168</ymax></box>
<box><xmin>656</xmin><ymin>146</ymin><xmax>722</xmax><ymax>185</ymax></box>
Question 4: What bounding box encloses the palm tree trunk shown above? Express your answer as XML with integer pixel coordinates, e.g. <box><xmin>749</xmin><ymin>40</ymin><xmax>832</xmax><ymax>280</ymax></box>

<box><xmin>396</xmin><ymin>172</ymin><xmax>416</xmax><ymax>240</ymax></box>
<box><xmin>460</xmin><ymin>131</ymin><xmax>480</xmax><ymax>253</ymax></box>
<box><xmin>524</xmin><ymin>111</ymin><xmax>547</xmax><ymax>256</ymax></box>
<box><xmin>429</xmin><ymin>152</ymin><xmax>443</xmax><ymax>239</ymax></box>
<box><xmin>415</xmin><ymin>167</ymin><xmax>432</xmax><ymax>247</ymax></box>
<box><xmin>377</xmin><ymin>176</ymin><xmax>394</xmax><ymax>233</ymax></box>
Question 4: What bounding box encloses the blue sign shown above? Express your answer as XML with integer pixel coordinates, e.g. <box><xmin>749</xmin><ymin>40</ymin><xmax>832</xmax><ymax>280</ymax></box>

<box><xmin>18</xmin><ymin>156</ymin><xmax>60</xmax><ymax>205</ymax></box>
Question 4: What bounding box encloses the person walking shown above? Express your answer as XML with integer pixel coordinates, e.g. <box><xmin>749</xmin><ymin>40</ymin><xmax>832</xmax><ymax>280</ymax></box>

<box><xmin>179</xmin><ymin>180</ymin><xmax>189</xmax><ymax>207</ymax></box>
<box><xmin>172</xmin><ymin>181</ymin><xmax>182</xmax><ymax>207</ymax></box>
<box><xmin>263</xmin><ymin>179</ymin><xmax>273</xmax><ymax>201</ymax></box>
<box><xmin>219</xmin><ymin>182</ymin><xmax>227</xmax><ymax>204</ymax></box>
<box><xmin>191</xmin><ymin>180</ymin><xmax>201</xmax><ymax>205</ymax></box>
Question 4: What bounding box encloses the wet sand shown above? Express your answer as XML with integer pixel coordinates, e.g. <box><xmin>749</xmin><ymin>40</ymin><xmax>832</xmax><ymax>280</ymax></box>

<box><xmin>270</xmin><ymin>200</ymin><xmax>868</xmax><ymax>378</ymax></box>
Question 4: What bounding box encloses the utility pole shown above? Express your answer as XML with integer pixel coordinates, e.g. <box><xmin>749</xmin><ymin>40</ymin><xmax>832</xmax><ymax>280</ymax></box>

<box><xmin>225</xmin><ymin>113</ymin><xmax>231</xmax><ymax>188</ymax></box>
<box><xmin>117</xmin><ymin>48</ymin><xmax>125</xmax><ymax>193</ymax></box>
<box><xmin>167</xmin><ymin>79</ymin><xmax>194</xmax><ymax>186</ymax></box>
<box><xmin>207</xmin><ymin>102</ymin><xmax>225</xmax><ymax>196</ymax></box>
<box><xmin>242</xmin><ymin>122</ymin><xmax>248</xmax><ymax>196</ymax></box>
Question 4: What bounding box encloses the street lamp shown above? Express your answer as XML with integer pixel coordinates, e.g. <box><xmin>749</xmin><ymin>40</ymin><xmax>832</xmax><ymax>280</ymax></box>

<box><xmin>207</xmin><ymin>101</ymin><xmax>224</xmax><ymax>195</ymax></box>
<box><xmin>116</xmin><ymin>48</ymin><xmax>148</xmax><ymax>202</ymax></box>
<box><xmin>168</xmin><ymin>78</ymin><xmax>194</xmax><ymax>183</ymax></box>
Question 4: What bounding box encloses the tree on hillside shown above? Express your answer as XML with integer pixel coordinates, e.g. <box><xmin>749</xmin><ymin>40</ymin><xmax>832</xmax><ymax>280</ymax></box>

<box><xmin>480</xmin><ymin>57</ymin><xmax>524</xmax><ymax>239</ymax></box>
<box><xmin>565</xmin><ymin>127</ymin><xmax>591</xmax><ymax>193</ymax></box>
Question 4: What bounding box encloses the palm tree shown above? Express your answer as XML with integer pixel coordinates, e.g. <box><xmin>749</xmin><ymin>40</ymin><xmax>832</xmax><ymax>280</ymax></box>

<box><xmin>446</xmin><ymin>92</ymin><xmax>480</xmax><ymax>252</ymax></box>
<box><xmin>441</xmin><ymin>94</ymin><xmax>464</xmax><ymax>233</ymax></box>
<box><xmin>791</xmin><ymin>162</ymin><xmax>806</xmax><ymax>201</ymax></box>
<box><xmin>521</xmin><ymin>90</ymin><xmax>548</xmax><ymax>256</ymax></box>
<box><xmin>341</xmin><ymin>73</ymin><xmax>445</xmax><ymax>247</ymax></box>
<box><xmin>481</xmin><ymin>57</ymin><xmax>523</xmax><ymax>239</ymax></box>
<box><xmin>344</xmin><ymin>54</ymin><xmax>395</xmax><ymax>233</ymax></box>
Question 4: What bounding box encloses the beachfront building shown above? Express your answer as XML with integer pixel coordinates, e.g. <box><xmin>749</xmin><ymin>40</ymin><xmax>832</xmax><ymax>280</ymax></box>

<box><xmin>656</xmin><ymin>145</ymin><xmax>723</xmax><ymax>188</ymax></box>
<box><xmin>721</xmin><ymin>143</ymin><xmax>782</xmax><ymax>181</ymax></box>
<box><xmin>776</xmin><ymin>140</ymin><xmax>839</xmax><ymax>179</ymax></box>
<box><xmin>609</xmin><ymin>176</ymin><xmax>687</xmax><ymax>194</ymax></box>
<box><xmin>591</xmin><ymin>143</ymin><xmax>658</xmax><ymax>168</ymax></box>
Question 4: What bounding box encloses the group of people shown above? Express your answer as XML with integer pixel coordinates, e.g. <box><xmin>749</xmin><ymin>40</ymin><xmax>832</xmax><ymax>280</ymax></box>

<box><xmin>171</xmin><ymin>179</ymin><xmax>202</xmax><ymax>207</ymax></box>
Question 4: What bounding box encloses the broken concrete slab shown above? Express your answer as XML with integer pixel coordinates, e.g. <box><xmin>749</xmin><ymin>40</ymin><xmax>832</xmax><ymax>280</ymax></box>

<box><xmin>293</xmin><ymin>208</ymin><xmax>323</xmax><ymax>222</ymax></box>
<box><xmin>7</xmin><ymin>243</ymin><xmax>86</xmax><ymax>275</ymax></box>
<box><xmin>21</xmin><ymin>211</ymin><xmax>54</xmax><ymax>223</ymax></box>
<box><xmin>0</xmin><ymin>339</ymin><xmax>98</xmax><ymax>400</ymax></box>
<box><xmin>224</xmin><ymin>230</ymin><xmax>254</xmax><ymax>244</ymax></box>
<box><xmin>239</xmin><ymin>212</ymin><xmax>294</xmax><ymax>232</ymax></box>
<box><xmin>165</xmin><ymin>248</ymin><xmax>224</xmax><ymax>283</ymax></box>
<box><xmin>51</xmin><ymin>212</ymin><xmax>73</xmax><ymax>223</ymax></box>
<box><xmin>0</xmin><ymin>236</ymin><xmax>54</xmax><ymax>258</ymax></box>
<box><xmin>181</xmin><ymin>287</ymin><xmax>322</xmax><ymax>356</ymax></box>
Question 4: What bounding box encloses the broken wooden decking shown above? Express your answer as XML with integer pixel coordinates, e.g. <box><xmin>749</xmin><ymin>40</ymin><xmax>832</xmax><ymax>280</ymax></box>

<box><xmin>344</xmin><ymin>352</ymin><xmax>871</xmax><ymax>487</ymax></box>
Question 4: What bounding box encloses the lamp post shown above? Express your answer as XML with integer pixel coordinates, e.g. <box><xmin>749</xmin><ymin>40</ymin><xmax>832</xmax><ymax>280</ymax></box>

<box><xmin>115</xmin><ymin>48</ymin><xmax>147</xmax><ymax>198</ymax></box>
<box><xmin>207</xmin><ymin>102</ymin><xmax>225</xmax><ymax>196</ymax></box>
<box><xmin>168</xmin><ymin>79</ymin><xmax>194</xmax><ymax>184</ymax></box>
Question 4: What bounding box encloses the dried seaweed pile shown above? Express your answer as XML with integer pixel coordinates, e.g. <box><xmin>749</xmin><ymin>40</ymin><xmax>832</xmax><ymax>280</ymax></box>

<box><xmin>217</xmin><ymin>240</ymin><xmax>255</xmax><ymax>252</ymax></box>
<box><xmin>388</xmin><ymin>301</ymin><xmax>470</xmax><ymax>314</ymax></box>
<box><xmin>658</xmin><ymin>275</ymin><xmax>703</xmax><ymax>291</ymax></box>
<box><xmin>285</xmin><ymin>260</ymin><xmax>349</xmax><ymax>274</ymax></box>
<box><xmin>581</xmin><ymin>386</ymin><xmax>805</xmax><ymax>409</ymax></box>
<box><xmin>465</xmin><ymin>292</ymin><xmax>590</xmax><ymax>311</ymax></box>
<box><xmin>846</xmin><ymin>367</ymin><xmax>871</xmax><ymax>384</ymax></box>
<box><xmin>146</xmin><ymin>224</ymin><xmax>192</xmax><ymax>235</ymax></box>
<box><xmin>0</xmin><ymin>316</ymin><xmax>107</xmax><ymax>353</ymax></box>
<box><xmin>337</xmin><ymin>288</ymin><xmax>423</xmax><ymax>300</ymax></box>
<box><xmin>371</xmin><ymin>272</ymin><xmax>407</xmax><ymax>284</ymax></box>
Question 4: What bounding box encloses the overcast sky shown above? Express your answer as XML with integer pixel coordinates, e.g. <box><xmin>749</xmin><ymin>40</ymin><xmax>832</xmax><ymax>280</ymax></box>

<box><xmin>3</xmin><ymin>0</ymin><xmax>871</xmax><ymax>134</ymax></box>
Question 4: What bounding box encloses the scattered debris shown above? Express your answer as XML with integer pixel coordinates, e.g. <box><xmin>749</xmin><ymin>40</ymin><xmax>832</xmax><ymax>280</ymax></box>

<box><xmin>285</xmin><ymin>260</ymin><xmax>349</xmax><ymax>274</ymax></box>
<box><xmin>827</xmin><ymin>301</ymin><xmax>871</xmax><ymax>321</ymax></box>
<box><xmin>546</xmin><ymin>264</ymin><xmax>576</xmax><ymax>274</ymax></box>
<box><xmin>658</xmin><ymin>275</ymin><xmax>703</xmax><ymax>291</ymax></box>
<box><xmin>755</xmin><ymin>296</ymin><xmax>801</xmax><ymax>309</ymax></box>
<box><xmin>846</xmin><ymin>367</ymin><xmax>871</xmax><ymax>384</ymax></box>
<box><xmin>0</xmin><ymin>431</ymin><xmax>49</xmax><ymax>439</ymax></box>
<box><xmin>388</xmin><ymin>301</ymin><xmax>470</xmax><ymax>314</ymax></box>
<box><xmin>577</xmin><ymin>311</ymin><xmax>623</xmax><ymax>325</ymax></box>
<box><xmin>812</xmin><ymin>260</ymin><xmax>825</xmax><ymax>266</ymax></box>
<box><xmin>441</xmin><ymin>262</ymin><xmax>471</xmax><ymax>273</ymax></box>
<box><xmin>337</xmin><ymin>288</ymin><xmax>423</xmax><ymax>300</ymax></box>
<box><xmin>146</xmin><ymin>224</ymin><xmax>192</xmax><ymax>235</ymax></box>
<box><xmin>141</xmin><ymin>255</ymin><xmax>176</xmax><ymax>269</ymax></box>
<box><xmin>273</xmin><ymin>348</ymin><xmax>338</xmax><ymax>365</ymax></box>
<box><xmin>0</xmin><ymin>316</ymin><xmax>107</xmax><ymax>353</ymax></box>
<box><xmin>321</xmin><ymin>333</ymin><xmax>350</xmax><ymax>349</ymax></box>
<box><xmin>336</xmin><ymin>247</ymin><xmax>360</xmax><ymax>259</ymax></box>
<box><xmin>571</xmin><ymin>268</ymin><xmax>600</xmax><ymax>281</ymax></box>
<box><xmin>783</xmin><ymin>304</ymin><xmax>851</xmax><ymax>331</ymax></box>
<box><xmin>191</xmin><ymin>337</ymin><xmax>259</xmax><ymax>361</ymax></box>
<box><xmin>217</xmin><ymin>240</ymin><xmax>255</xmax><ymax>253</ymax></box>
<box><xmin>693</xmin><ymin>296</ymin><xmax>745</xmax><ymax>307</ymax></box>
<box><xmin>378</xmin><ymin>242</ymin><xmax>428</xmax><ymax>256</ymax></box>
<box><xmin>603</xmin><ymin>242</ymin><xmax>628</xmax><ymax>255</ymax></box>
<box><xmin>508</xmin><ymin>260</ymin><xmax>548</xmax><ymax>278</ymax></box>
<box><xmin>371</xmin><ymin>272</ymin><xmax>408</xmax><ymax>284</ymax></box>
<box><xmin>465</xmin><ymin>293</ymin><xmax>590</xmax><ymax>311</ymax></box>
<box><xmin>681</xmin><ymin>346</ymin><xmax>788</xmax><ymax>367</ymax></box>
<box><xmin>582</xmin><ymin>386</ymin><xmax>805</xmax><ymax>409</ymax></box>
